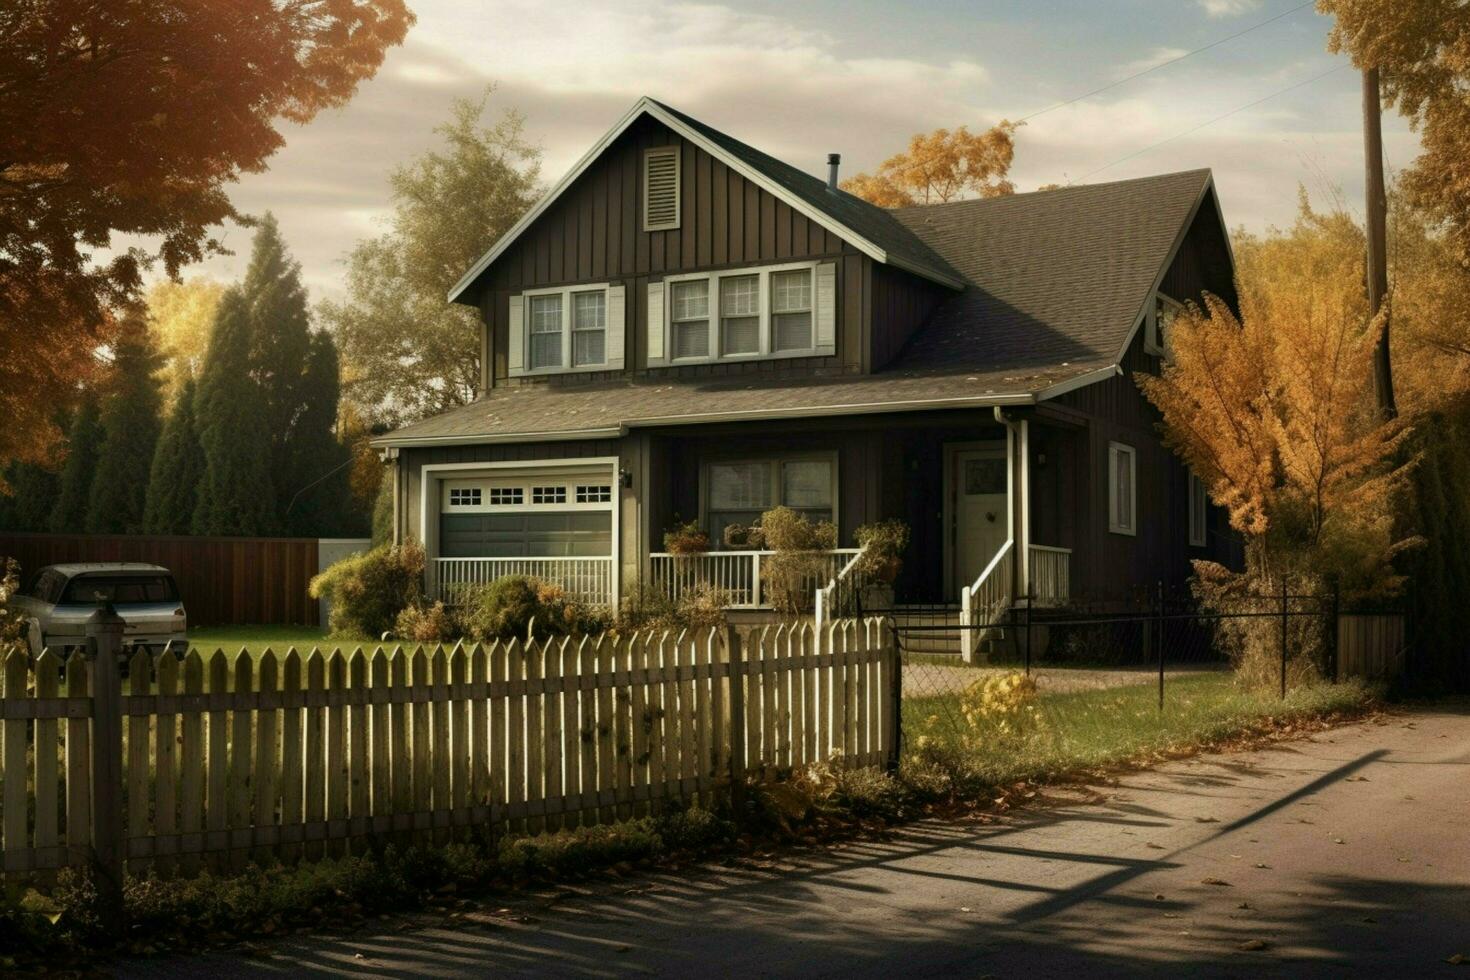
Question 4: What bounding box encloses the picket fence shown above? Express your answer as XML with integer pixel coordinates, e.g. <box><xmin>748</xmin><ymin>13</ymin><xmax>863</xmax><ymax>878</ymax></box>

<box><xmin>0</xmin><ymin>615</ymin><xmax>895</xmax><ymax>897</ymax></box>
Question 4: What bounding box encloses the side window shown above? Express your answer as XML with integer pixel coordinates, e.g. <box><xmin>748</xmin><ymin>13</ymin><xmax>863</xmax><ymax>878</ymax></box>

<box><xmin>1147</xmin><ymin>293</ymin><xmax>1182</xmax><ymax>359</ymax></box>
<box><xmin>1108</xmin><ymin>442</ymin><xmax>1136</xmax><ymax>536</ymax></box>
<box><xmin>1188</xmin><ymin>471</ymin><xmax>1208</xmax><ymax>547</ymax></box>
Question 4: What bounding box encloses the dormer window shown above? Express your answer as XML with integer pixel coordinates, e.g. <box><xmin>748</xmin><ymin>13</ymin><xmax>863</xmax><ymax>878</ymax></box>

<box><xmin>643</xmin><ymin>147</ymin><xmax>681</xmax><ymax>231</ymax></box>
<box><xmin>648</xmin><ymin>260</ymin><xmax>836</xmax><ymax>367</ymax></box>
<box><xmin>507</xmin><ymin>283</ymin><xmax>626</xmax><ymax>377</ymax></box>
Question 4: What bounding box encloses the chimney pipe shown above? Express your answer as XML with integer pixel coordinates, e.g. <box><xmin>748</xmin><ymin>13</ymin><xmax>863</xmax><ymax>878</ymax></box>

<box><xmin>827</xmin><ymin>153</ymin><xmax>841</xmax><ymax>191</ymax></box>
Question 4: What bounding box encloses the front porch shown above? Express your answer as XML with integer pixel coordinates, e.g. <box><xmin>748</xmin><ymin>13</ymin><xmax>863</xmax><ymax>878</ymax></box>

<box><xmin>411</xmin><ymin>408</ymin><xmax>1081</xmax><ymax>627</ymax></box>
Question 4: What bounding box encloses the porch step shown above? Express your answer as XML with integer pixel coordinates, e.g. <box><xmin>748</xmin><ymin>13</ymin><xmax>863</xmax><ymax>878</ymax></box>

<box><xmin>890</xmin><ymin>608</ymin><xmax>965</xmax><ymax>657</ymax></box>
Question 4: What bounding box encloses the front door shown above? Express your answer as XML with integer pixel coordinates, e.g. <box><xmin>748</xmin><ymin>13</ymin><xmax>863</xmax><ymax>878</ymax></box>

<box><xmin>953</xmin><ymin>448</ymin><xmax>1009</xmax><ymax>592</ymax></box>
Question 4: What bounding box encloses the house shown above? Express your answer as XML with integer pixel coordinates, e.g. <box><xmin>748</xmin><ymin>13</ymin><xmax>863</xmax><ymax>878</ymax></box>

<box><xmin>372</xmin><ymin>97</ymin><xmax>1240</xmax><ymax>640</ymax></box>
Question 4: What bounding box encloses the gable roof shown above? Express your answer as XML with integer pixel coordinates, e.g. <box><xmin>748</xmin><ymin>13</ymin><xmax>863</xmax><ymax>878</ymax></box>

<box><xmin>890</xmin><ymin>168</ymin><xmax>1219</xmax><ymax>374</ymax></box>
<box><xmin>378</xmin><ymin>169</ymin><xmax>1226</xmax><ymax>449</ymax></box>
<box><xmin>447</xmin><ymin>97</ymin><xmax>966</xmax><ymax>303</ymax></box>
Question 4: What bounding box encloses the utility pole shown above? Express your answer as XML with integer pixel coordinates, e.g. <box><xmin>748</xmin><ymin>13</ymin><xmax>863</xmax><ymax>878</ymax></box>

<box><xmin>1362</xmin><ymin>66</ymin><xmax>1398</xmax><ymax>420</ymax></box>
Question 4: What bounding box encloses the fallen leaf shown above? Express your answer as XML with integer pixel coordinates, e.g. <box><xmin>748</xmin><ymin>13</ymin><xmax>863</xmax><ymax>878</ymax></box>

<box><xmin>1238</xmin><ymin>902</ymin><xmax>1253</xmax><ymax>910</ymax></box>
<box><xmin>1334</xmin><ymin>838</ymin><xmax>1346</xmax><ymax>845</ymax></box>
<box><xmin>1447</xmin><ymin>953</ymin><xmax>1465</xmax><ymax>965</ymax></box>
<box><xmin>1254</xmin><ymin>863</ymin><xmax>1271</xmax><ymax>869</ymax></box>
<box><xmin>1361</xmin><ymin>916</ymin><xmax>1377</xmax><ymax>924</ymax></box>
<box><xmin>1194</xmin><ymin>816</ymin><xmax>1220</xmax><ymax>824</ymax></box>
<box><xmin>1154</xmin><ymin>893</ymin><xmax>1166</xmax><ymax>901</ymax></box>
<box><xmin>1202</xmin><ymin>877</ymin><xmax>1232</xmax><ymax>887</ymax></box>
<box><xmin>1146</xmin><ymin>842</ymin><xmax>1165</xmax><ymax>850</ymax></box>
<box><xmin>1238</xmin><ymin>939</ymin><xmax>1269</xmax><ymax>951</ymax></box>
<box><xmin>959</xmin><ymin>907</ymin><xmax>973</xmax><ymax>913</ymax></box>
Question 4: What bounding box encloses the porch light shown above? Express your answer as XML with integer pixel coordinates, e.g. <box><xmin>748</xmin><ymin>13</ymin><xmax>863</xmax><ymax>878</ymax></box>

<box><xmin>620</xmin><ymin>467</ymin><xmax>633</xmax><ymax>489</ymax></box>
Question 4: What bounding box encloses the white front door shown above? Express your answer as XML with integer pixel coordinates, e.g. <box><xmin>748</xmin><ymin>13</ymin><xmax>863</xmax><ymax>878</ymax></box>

<box><xmin>954</xmin><ymin>448</ymin><xmax>1009</xmax><ymax>592</ymax></box>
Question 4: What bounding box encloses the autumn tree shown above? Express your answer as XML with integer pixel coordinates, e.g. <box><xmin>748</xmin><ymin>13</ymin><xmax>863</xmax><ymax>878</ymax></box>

<box><xmin>1318</xmin><ymin>0</ymin><xmax>1470</xmax><ymax>264</ymax></box>
<box><xmin>1138</xmin><ymin>223</ymin><xmax>1413</xmax><ymax>598</ymax></box>
<box><xmin>145</xmin><ymin>277</ymin><xmax>225</xmax><ymax>407</ymax></box>
<box><xmin>841</xmin><ymin>122</ymin><xmax>1020</xmax><ymax>207</ymax></box>
<box><xmin>0</xmin><ymin>0</ymin><xmax>412</xmax><ymax>470</ymax></box>
<box><xmin>319</xmin><ymin>90</ymin><xmax>542</xmax><ymax>424</ymax></box>
<box><xmin>86</xmin><ymin>315</ymin><xmax>163</xmax><ymax>533</ymax></box>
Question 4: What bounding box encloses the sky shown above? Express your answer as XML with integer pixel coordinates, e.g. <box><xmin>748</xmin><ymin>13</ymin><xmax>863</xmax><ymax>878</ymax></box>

<box><xmin>173</xmin><ymin>0</ymin><xmax>1421</xmax><ymax>300</ymax></box>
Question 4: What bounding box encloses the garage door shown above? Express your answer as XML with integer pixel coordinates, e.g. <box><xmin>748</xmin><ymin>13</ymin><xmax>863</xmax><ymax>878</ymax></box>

<box><xmin>437</xmin><ymin>474</ymin><xmax>615</xmax><ymax>559</ymax></box>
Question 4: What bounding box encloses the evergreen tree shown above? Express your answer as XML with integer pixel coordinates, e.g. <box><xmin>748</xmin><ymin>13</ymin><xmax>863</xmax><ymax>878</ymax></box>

<box><xmin>241</xmin><ymin>214</ymin><xmax>313</xmax><ymax>523</ymax></box>
<box><xmin>279</xmin><ymin>332</ymin><xmax>353</xmax><ymax>536</ymax></box>
<box><xmin>50</xmin><ymin>391</ymin><xmax>103</xmax><ymax>532</ymax></box>
<box><xmin>192</xmin><ymin>289</ymin><xmax>276</xmax><ymax>536</ymax></box>
<box><xmin>86</xmin><ymin>317</ymin><xmax>163</xmax><ymax>533</ymax></box>
<box><xmin>371</xmin><ymin>466</ymin><xmax>394</xmax><ymax>546</ymax></box>
<box><xmin>142</xmin><ymin>376</ymin><xmax>205</xmax><ymax>534</ymax></box>
<box><xmin>0</xmin><ymin>462</ymin><xmax>60</xmax><ymax>531</ymax></box>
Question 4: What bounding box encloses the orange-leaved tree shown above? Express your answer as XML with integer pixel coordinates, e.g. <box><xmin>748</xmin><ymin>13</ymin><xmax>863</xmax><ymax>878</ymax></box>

<box><xmin>0</xmin><ymin>0</ymin><xmax>413</xmax><ymax>473</ymax></box>
<box><xmin>841</xmin><ymin>122</ymin><xmax>1020</xmax><ymax>207</ymax></box>
<box><xmin>1137</xmin><ymin>210</ymin><xmax>1415</xmax><ymax>599</ymax></box>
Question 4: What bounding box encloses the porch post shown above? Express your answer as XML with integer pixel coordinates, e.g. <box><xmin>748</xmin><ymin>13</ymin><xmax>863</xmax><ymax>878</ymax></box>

<box><xmin>1018</xmin><ymin>419</ymin><xmax>1031</xmax><ymax>600</ymax></box>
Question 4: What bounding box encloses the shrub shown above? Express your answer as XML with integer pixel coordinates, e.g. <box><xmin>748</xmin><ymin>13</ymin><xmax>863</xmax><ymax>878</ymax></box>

<box><xmin>662</xmin><ymin>519</ymin><xmax>710</xmax><ymax>555</ymax></box>
<box><xmin>308</xmin><ymin>540</ymin><xmax>424</xmax><ymax>639</ymax></box>
<box><xmin>461</xmin><ymin>575</ymin><xmax>609</xmax><ymax>642</ymax></box>
<box><xmin>1192</xmin><ymin>563</ymin><xmax>1325</xmax><ymax>692</ymax></box>
<box><xmin>393</xmin><ymin>600</ymin><xmax>462</xmax><ymax>644</ymax></box>
<box><xmin>759</xmin><ymin>506</ymin><xmax>837</xmax><ymax>616</ymax></box>
<box><xmin>853</xmin><ymin>519</ymin><xmax>910</xmax><ymax>584</ymax></box>
<box><xmin>617</xmin><ymin>581</ymin><xmax>729</xmax><ymax>633</ymax></box>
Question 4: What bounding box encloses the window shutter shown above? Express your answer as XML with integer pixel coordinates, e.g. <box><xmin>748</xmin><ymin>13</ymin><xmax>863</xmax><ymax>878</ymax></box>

<box><xmin>606</xmin><ymin>284</ymin><xmax>626</xmax><ymax>369</ymax></box>
<box><xmin>643</xmin><ymin>148</ymin><xmax>681</xmax><ymax>231</ymax></box>
<box><xmin>507</xmin><ymin>294</ymin><xmax>525</xmax><ymax>376</ymax></box>
<box><xmin>814</xmin><ymin>261</ymin><xmax>837</xmax><ymax>354</ymax></box>
<box><xmin>646</xmin><ymin>281</ymin><xmax>666</xmax><ymax>365</ymax></box>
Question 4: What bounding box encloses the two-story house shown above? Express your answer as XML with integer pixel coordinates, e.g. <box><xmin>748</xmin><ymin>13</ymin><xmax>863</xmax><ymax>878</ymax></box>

<box><xmin>372</xmin><ymin>97</ymin><xmax>1239</xmax><ymax>631</ymax></box>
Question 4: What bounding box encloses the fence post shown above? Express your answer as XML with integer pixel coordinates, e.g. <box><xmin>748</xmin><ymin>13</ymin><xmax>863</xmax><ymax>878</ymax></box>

<box><xmin>87</xmin><ymin>606</ymin><xmax>126</xmax><ymax>936</ymax></box>
<box><xmin>960</xmin><ymin>585</ymin><xmax>973</xmax><ymax>664</ymax></box>
<box><xmin>1156</xmin><ymin>580</ymin><xmax>1165</xmax><ymax>711</ymax></box>
<box><xmin>1023</xmin><ymin>595</ymin><xmax>1032</xmax><ymax>677</ymax></box>
<box><xmin>888</xmin><ymin>618</ymin><xmax>902</xmax><ymax>773</ymax></box>
<box><xmin>1279</xmin><ymin>576</ymin><xmax>1289</xmax><ymax>699</ymax></box>
<box><xmin>725</xmin><ymin>627</ymin><xmax>747</xmax><ymax>814</ymax></box>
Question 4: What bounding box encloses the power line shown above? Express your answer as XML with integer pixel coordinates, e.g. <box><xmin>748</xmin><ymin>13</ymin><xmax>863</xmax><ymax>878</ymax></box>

<box><xmin>1071</xmin><ymin>63</ymin><xmax>1348</xmax><ymax>183</ymax></box>
<box><xmin>1018</xmin><ymin>0</ymin><xmax>1317</xmax><ymax>123</ymax></box>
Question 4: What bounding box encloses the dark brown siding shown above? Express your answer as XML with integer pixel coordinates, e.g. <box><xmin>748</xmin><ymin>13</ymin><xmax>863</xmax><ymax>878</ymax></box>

<box><xmin>0</xmin><ymin>533</ymin><xmax>321</xmax><ymax>627</ymax></box>
<box><xmin>868</xmin><ymin>263</ymin><xmax>950</xmax><ymax>371</ymax></box>
<box><xmin>476</xmin><ymin>115</ymin><xmax>868</xmax><ymax>385</ymax></box>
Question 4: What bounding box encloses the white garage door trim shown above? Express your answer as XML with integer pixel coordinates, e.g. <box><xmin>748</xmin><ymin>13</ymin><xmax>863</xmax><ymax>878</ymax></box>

<box><xmin>420</xmin><ymin>457</ymin><xmax>621</xmax><ymax>604</ymax></box>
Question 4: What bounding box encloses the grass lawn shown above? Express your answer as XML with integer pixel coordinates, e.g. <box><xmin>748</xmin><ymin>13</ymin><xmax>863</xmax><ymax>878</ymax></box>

<box><xmin>903</xmin><ymin>671</ymin><xmax>1376</xmax><ymax>786</ymax></box>
<box><xmin>187</xmin><ymin>625</ymin><xmax>374</xmax><ymax>656</ymax></box>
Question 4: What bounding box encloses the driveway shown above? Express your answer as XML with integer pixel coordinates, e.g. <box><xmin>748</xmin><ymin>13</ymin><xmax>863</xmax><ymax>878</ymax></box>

<box><xmin>118</xmin><ymin>706</ymin><xmax>1470</xmax><ymax>978</ymax></box>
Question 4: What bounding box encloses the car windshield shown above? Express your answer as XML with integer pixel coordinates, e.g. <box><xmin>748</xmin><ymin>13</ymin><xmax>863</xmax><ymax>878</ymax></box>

<box><xmin>60</xmin><ymin>575</ymin><xmax>179</xmax><ymax>605</ymax></box>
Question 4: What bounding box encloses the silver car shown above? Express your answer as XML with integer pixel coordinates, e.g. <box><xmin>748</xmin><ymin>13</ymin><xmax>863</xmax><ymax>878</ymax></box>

<box><xmin>10</xmin><ymin>563</ymin><xmax>188</xmax><ymax>659</ymax></box>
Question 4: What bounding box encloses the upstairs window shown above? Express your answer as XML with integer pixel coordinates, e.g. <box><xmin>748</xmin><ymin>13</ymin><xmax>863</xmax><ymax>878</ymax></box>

<box><xmin>771</xmin><ymin>269</ymin><xmax>813</xmax><ymax>352</ymax></box>
<box><xmin>643</xmin><ymin>147</ymin><xmax>681</xmax><ymax>231</ymax></box>
<box><xmin>528</xmin><ymin>294</ymin><xmax>563</xmax><ymax>369</ymax></box>
<box><xmin>720</xmin><ymin>275</ymin><xmax>760</xmax><ymax>355</ymax></box>
<box><xmin>1146</xmin><ymin>292</ymin><xmax>1182</xmax><ymax>359</ymax></box>
<box><xmin>571</xmin><ymin>290</ymin><xmax>606</xmax><ymax>367</ymax></box>
<box><xmin>671</xmin><ymin>279</ymin><xmax>711</xmax><ymax>359</ymax></box>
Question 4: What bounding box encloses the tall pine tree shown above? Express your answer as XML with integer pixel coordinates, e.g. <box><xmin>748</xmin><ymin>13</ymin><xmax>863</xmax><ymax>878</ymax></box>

<box><xmin>142</xmin><ymin>376</ymin><xmax>205</xmax><ymax>534</ymax></box>
<box><xmin>279</xmin><ymin>332</ymin><xmax>353</xmax><ymax>536</ymax></box>
<box><xmin>50</xmin><ymin>391</ymin><xmax>103</xmax><ymax>532</ymax></box>
<box><xmin>86</xmin><ymin>317</ymin><xmax>163</xmax><ymax>533</ymax></box>
<box><xmin>0</xmin><ymin>461</ymin><xmax>60</xmax><ymax>531</ymax></box>
<box><xmin>193</xmin><ymin>289</ymin><xmax>276</xmax><ymax>536</ymax></box>
<box><xmin>241</xmin><ymin>214</ymin><xmax>313</xmax><ymax>524</ymax></box>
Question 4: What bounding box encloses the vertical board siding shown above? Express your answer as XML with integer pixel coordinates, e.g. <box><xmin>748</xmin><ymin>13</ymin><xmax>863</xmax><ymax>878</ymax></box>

<box><xmin>0</xmin><ymin>622</ymin><xmax>891</xmax><ymax>880</ymax></box>
<box><xmin>0</xmin><ymin>533</ymin><xmax>321</xmax><ymax>626</ymax></box>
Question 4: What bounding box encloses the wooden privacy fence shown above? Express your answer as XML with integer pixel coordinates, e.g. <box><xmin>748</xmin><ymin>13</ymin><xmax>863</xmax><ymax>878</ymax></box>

<box><xmin>0</xmin><ymin>616</ymin><xmax>894</xmax><ymax>897</ymax></box>
<box><xmin>0</xmin><ymin>532</ymin><xmax>344</xmax><ymax>627</ymax></box>
<box><xmin>1336</xmin><ymin>613</ymin><xmax>1407</xmax><ymax>681</ymax></box>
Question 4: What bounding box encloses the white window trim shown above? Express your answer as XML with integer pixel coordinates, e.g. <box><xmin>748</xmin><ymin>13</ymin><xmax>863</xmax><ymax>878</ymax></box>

<box><xmin>1108</xmin><ymin>441</ymin><xmax>1137</xmax><ymax>537</ymax></box>
<box><xmin>519</xmin><ymin>282</ymin><xmax>612</xmax><ymax>375</ymax></box>
<box><xmin>660</xmin><ymin>260</ymin><xmax>825</xmax><ymax>366</ymax></box>
<box><xmin>1188</xmin><ymin>470</ymin><xmax>1208</xmax><ymax>548</ymax></box>
<box><xmin>1145</xmin><ymin>291</ymin><xmax>1183</xmax><ymax>359</ymax></box>
<box><xmin>698</xmin><ymin>451</ymin><xmax>840</xmax><ymax>544</ymax></box>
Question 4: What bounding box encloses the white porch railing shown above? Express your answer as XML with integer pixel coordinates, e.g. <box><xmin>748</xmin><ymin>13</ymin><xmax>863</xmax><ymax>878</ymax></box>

<box><xmin>959</xmin><ymin>539</ymin><xmax>1015</xmax><ymax>663</ymax></box>
<box><xmin>1028</xmin><ymin>544</ymin><xmax>1071</xmax><ymax>606</ymax></box>
<box><xmin>431</xmin><ymin>557</ymin><xmax>616</xmax><ymax>608</ymax></box>
<box><xmin>649</xmin><ymin>549</ymin><xmax>861</xmax><ymax>610</ymax></box>
<box><xmin>814</xmin><ymin>546</ymin><xmax>870</xmax><ymax>633</ymax></box>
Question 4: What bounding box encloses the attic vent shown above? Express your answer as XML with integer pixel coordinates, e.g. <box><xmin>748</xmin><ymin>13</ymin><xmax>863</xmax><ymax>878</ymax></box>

<box><xmin>643</xmin><ymin>147</ymin><xmax>681</xmax><ymax>231</ymax></box>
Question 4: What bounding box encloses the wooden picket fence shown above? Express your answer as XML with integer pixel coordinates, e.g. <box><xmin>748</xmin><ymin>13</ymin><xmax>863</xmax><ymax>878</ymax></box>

<box><xmin>0</xmin><ymin>618</ymin><xmax>894</xmax><ymax>892</ymax></box>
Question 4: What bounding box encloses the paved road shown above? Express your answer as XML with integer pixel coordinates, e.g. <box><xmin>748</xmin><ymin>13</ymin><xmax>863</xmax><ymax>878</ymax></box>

<box><xmin>120</xmin><ymin>706</ymin><xmax>1470</xmax><ymax>978</ymax></box>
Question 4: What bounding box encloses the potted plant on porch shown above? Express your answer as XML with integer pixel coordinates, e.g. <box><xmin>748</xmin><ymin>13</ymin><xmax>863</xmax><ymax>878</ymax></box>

<box><xmin>853</xmin><ymin>519</ymin><xmax>911</xmax><ymax>612</ymax></box>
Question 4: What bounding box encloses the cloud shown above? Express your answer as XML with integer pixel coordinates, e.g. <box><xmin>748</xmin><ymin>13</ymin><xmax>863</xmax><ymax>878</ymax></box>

<box><xmin>1199</xmin><ymin>0</ymin><xmax>1263</xmax><ymax>17</ymax></box>
<box><xmin>1113</xmin><ymin>47</ymin><xmax>1190</xmax><ymax>79</ymax></box>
